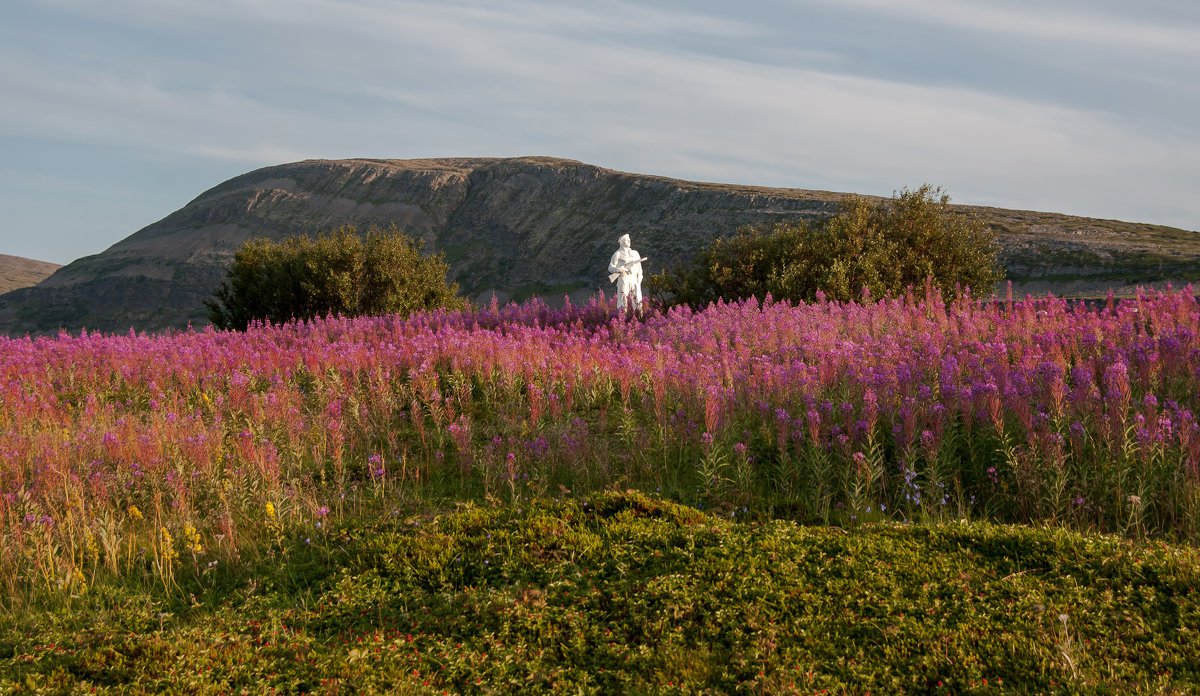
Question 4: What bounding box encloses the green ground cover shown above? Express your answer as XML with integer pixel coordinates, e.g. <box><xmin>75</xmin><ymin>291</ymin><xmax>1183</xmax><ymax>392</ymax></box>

<box><xmin>3</xmin><ymin>491</ymin><xmax>1198</xmax><ymax>695</ymax></box>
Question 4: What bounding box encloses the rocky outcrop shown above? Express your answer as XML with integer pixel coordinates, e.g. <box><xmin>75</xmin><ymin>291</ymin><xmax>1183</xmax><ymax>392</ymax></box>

<box><xmin>1</xmin><ymin>156</ymin><xmax>1197</xmax><ymax>335</ymax></box>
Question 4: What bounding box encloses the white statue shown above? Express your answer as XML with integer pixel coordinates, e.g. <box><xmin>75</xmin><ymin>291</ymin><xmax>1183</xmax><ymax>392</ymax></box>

<box><xmin>607</xmin><ymin>233</ymin><xmax>646</xmax><ymax>313</ymax></box>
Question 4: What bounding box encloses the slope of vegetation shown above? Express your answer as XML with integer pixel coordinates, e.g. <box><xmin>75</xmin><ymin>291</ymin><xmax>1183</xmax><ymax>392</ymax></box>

<box><xmin>4</xmin><ymin>492</ymin><xmax>1199</xmax><ymax>695</ymax></box>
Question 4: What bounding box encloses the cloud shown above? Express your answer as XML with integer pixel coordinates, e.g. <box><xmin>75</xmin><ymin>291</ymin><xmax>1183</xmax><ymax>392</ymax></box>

<box><xmin>546</xmin><ymin>45</ymin><xmax>1200</xmax><ymax>219</ymax></box>
<box><xmin>808</xmin><ymin>0</ymin><xmax>1200</xmax><ymax>55</ymax></box>
<box><xmin>0</xmin><ymin>0</ymin><xmax>1197</xmax><ymax>264</ymax></box>
<box><xmin>0</xmin><ymin>44</ymin><xmax>320</xmax><ymax>164</ymax></box>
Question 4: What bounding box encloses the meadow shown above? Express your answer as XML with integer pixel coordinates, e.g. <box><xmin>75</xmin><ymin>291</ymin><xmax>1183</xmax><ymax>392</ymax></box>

<box><xmin>2</xmin><ymin>285</ymin><xmax>1199</xmax><ymax>693</ymax></box>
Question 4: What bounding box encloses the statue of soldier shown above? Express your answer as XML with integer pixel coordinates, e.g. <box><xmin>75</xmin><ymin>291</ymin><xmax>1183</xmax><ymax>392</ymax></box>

<box><xmin>607</xmin><ymin>234</ymin><xmax>646</xmax><ymax>313</ymax></box>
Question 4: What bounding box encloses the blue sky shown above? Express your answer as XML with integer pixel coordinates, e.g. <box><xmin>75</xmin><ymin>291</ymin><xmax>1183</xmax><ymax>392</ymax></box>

<box><xmin>2</xmin><ymin>0</ymin><xmax>1198</xmax><ymax>265</ymax></box>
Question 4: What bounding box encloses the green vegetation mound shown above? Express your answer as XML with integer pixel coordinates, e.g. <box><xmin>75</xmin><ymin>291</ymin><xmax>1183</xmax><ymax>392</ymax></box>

<box><xmin>5</xmin><ymin>493</ymin><xmax>1198</xmax><ymax>695</ymax></box>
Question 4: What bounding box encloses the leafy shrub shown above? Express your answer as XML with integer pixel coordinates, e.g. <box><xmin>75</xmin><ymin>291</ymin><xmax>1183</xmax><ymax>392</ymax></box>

<box><xmin>648</xmin><ymin>222</ymin><xmax>814</xmax><ymax>310</ymax></box>
<box><xmin>650</xmin><ymin>184</ymin><xmax>1004</xmax><ymax>307</ymax></box>
<box><xmin>205</xmin><ymin>225</ymin><xmax>467</xmax><ymax>330</ymax></box>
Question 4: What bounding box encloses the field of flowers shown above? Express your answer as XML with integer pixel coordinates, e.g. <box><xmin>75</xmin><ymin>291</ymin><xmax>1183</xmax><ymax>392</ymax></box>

<box><xmin>1</xmin><ymin>285</ymin><xmax>1198</xmax><ymax>605</ymax></box>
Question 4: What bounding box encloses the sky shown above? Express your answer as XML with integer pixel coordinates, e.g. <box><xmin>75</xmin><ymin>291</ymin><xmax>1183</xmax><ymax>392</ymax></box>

<box><xmin>1</xmin><ymin>0</ymin><xmax>1198</xmax><ymax>266</ymax></box>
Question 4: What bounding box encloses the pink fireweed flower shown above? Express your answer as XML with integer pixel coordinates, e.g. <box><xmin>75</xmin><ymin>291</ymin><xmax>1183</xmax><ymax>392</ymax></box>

<box><xmin>851</xmin><ymin>451</ymin><xmax>868</xmax><ymax>478</ymax></box>
<box><xmin>704</xmin><ymin>387</ymin><xmax>722</xmax><ymax>435</ymax></box>
<box><xmin>774</xmin><ymin>408</ymin><xmax>791</xmax><ymax>456</ymax></box>
<box><xmin>974</xmin><ymin>383</ymin><xmax>1003</xmax><ymax>433</ymax></box>
<box><xmin>805</xmin><ymin>410</ymin><xmax>820</xmax><ymax>443</ymax></box>
<box><xmin>1104</xmin><ymin>362</ymin><xmax>1132</xmax><ymax>414</ymax></box>
<box><xmin>862</xmin><ymin>390</ymin><xmax>879</xmax><ymax>433</ymax></box>
<box><xmin>919</xmin><ymin>430</ymin><xmax>937</xmax><ymax>460</ymax></box>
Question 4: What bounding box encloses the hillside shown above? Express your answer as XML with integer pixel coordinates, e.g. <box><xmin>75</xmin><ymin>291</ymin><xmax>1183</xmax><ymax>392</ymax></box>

<box><xmin>1</xmin><ymin>156</ymin><xmax>1197</xmax><ymax>335</ymax></box>
<box><xmin>0</xmin><ymin>254</ymin><xmax>60</xmax><ymax>295</ymax></box>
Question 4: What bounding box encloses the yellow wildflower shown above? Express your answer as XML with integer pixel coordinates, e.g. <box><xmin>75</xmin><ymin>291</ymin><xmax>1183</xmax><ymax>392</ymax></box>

<box><xmin>86</xmin><ymin>530</ymin><xmax>100</xmax><ymax>564</ymax></box>
<box><xmin>183</xmin><ymin>524</ymin><xmax>204</xmax><ymax>555</ymax></box>
<box><xmin>128</xmin><ymin>505</ymin><xmax>143</xmax><ymax>521</ymax></box>
<box><xmin>265</xmin><ymin>501</ymin><xmax>276</xmax><ymax>520</ymax></box>
<box><xmin>161</xmin><ymin>527</ymin><xmax>179</xmax><ymax>564</ymax></box>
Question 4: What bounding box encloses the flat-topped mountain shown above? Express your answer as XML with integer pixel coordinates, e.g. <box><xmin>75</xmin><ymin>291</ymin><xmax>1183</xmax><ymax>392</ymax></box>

<box><xmin>1</xmin><ymin>157</ymin><xmax>1197</xmax><ymax>335</ymax></box>
<box><xmin>0</xmin><ymin>254</ymin><xmax>61</xmax><ymax>295</ymax></box>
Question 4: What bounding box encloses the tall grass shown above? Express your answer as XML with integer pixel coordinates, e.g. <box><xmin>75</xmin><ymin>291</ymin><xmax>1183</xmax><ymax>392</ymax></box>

<box><xmin>1</xmin><ymin>285</ymin><xmax>1197</xmax><ymax>607</ymax></box>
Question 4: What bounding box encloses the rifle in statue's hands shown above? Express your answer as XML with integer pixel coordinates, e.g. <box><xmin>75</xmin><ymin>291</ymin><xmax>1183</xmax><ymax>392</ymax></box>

<box><xmin>608</xmin><ymin>257</ymin><xmax>648</xmax><ymax>283</ymax></box>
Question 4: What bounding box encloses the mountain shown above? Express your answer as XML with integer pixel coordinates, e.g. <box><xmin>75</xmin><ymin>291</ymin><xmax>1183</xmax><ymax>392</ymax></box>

<box><xmin>0</xmin><ymin>254</ymin><xmax>61</xmax><ymax>295</ymax></box>
<box><xmin>1</xmin><ymin>156</ymin><xmax>1197</xmax><ymax>336</ymax></box>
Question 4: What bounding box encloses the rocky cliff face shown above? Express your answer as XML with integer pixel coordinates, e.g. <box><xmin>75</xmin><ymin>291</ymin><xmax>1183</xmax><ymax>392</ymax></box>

<box><xmin>0</xmin><ymin>255</ymin><xmax>61</xmax><ymax>295</ymax></box>
<box><xmin>2</xmin><ymin>156</ymin><xmax>1197</xmax><ymax>335</ymax></box>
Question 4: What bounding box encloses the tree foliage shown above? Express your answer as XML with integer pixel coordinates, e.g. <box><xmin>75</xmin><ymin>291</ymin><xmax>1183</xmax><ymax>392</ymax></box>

<box><xmin>206</xmin><ymin>225</ymin><xmax>467</xmax><ymax>330</ymax></box>
<box><xmin>649</xmin><ymin>185</ymin><xmax>1004</xmax><ymax>307</ymax></box>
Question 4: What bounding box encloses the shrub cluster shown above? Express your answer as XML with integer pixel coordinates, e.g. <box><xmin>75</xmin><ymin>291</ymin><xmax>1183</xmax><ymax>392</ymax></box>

<box><xmin>205</xmin><ymin>225</ymin><xmax>466</xmax><ymax>330</ymax></box>
<box><xmin>650</xmin><ymin>184</ymin><xmax>1004</xmax><ymax>307</ymax></box>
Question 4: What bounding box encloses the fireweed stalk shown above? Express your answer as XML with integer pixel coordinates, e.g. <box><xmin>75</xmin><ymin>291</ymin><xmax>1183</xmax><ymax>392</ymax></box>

<box><xmin>0</xmin><ymin>287</ymin><xmax>1198</xmax><ymax>601</ymax></box>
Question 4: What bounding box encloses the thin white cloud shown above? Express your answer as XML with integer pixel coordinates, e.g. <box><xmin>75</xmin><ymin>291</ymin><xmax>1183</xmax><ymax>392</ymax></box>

<box><xmin>805</xmin><ymin>0</ymin><xmax>1200</xmax><ymax>55</ymax></box>
<box><xmin>540</xmin><ymin>42</ymin><xmax>1200</xmax><ymax>215</ymax></box>
<box><xmin>27</xmin><ymin>0</ymin><xmax>763</xmax><ymax>41</ymax></box>
<box><xmin>0</xmin><ymin>44</ymin><xmax>318</xmax><ymax>163</ymax></box>
<box><xmin>0</xmin><ymin>0</ymin><xmax>1197</xmax><ymax>265</ymax></box>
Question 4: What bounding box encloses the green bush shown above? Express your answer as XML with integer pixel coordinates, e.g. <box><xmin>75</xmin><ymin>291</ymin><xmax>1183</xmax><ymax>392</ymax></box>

<box><xmin>205</xmin><ymin>225</ymin><xmax>467</xmax><ymax>330</ymax></box>
<box><xmin>650</xmin><ymin>185</ymin><xmax>1004</xmax><ymax>307</ymax></box>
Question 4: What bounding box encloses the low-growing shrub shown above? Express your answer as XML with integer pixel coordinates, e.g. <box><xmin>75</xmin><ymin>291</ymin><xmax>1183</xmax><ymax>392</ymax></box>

<box><xmin>650</xmin><ymin>184</ymin><xmax>1004</xmax><ymax>307</ymax></box>
<box><xmin>4</xmin><ymin>494</ymin><xmax>1198</xmax><ymax>694</ymax></box>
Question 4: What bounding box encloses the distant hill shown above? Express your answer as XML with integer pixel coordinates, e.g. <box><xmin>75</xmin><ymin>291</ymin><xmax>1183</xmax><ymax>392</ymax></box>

<box><xmin>0</xmin><ymin>254</ymin><xmax>61</xmax><ymax>295</ymax></box>
<box><xmin>1</xmin><ymin>156</ymin><xmax>1197</xmax><ymax>335</ymax></box>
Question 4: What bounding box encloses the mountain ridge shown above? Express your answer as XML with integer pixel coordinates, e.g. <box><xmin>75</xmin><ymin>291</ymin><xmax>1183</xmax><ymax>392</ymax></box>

<box><xmin>2</xmin><ymin>156</ymin><xmax>1197</xmax><ymax>335</ymax></box>
<box><xmin>0</xmin><ymin>254</ymin><xmax>61</xmax><ymax>295</ymax></box>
